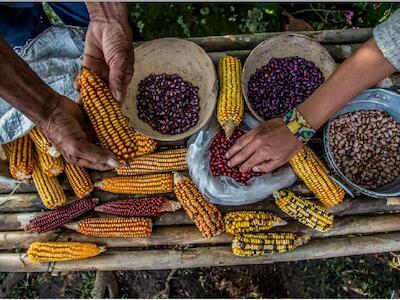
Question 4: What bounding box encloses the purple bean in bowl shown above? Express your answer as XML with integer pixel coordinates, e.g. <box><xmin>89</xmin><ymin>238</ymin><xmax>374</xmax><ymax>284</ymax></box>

<box><xmin>247</xmin><ymin>56</ymin><xmax>323</xmax><ymax>120</ymax></box>
<box><xmin>137</xmin><ymin>74</ymin><xmax>200</xmax><ymax>135</ymax></box>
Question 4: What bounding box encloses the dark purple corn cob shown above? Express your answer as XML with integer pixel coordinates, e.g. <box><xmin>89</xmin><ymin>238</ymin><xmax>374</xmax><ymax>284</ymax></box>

<box><xmin>26</xmin><ymin>197</ymin><xmax>98</xmax><ymax>233</ymax></box>
<box><xmin>94</xmin><ymin>196</ymin><xmax>181</xmax><ymax>217</ymax></box>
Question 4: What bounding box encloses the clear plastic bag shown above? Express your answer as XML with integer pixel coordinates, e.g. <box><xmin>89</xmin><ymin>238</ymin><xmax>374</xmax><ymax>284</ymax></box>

<box><xmin>187</xmin><ymin>113</ymin><xmax>297</xmax><ymax>206</ymax></box>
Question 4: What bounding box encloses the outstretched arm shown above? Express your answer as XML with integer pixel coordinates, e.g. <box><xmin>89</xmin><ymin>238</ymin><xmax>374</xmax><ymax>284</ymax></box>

<box><xmin>0</xmin><ymin>35</ymin><xmax>119</xmax><ymax>170</ymax></box>
<box><xmin>226</xmin><ymin>37</ymin><xmax>396</xmax><ymax>174</ymax></box>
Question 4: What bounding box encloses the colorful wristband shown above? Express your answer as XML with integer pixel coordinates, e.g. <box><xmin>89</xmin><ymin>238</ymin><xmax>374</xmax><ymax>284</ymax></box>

<box><xmin>283</xmin><ymin>107</ymin><xmax>316</xmax><ymax>143</ymax></box>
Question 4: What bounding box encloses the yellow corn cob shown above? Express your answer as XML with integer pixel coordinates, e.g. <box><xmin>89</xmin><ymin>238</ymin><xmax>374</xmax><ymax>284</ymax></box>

<box><xmin>78</xmin><ymin>68</ymin><xmax>156</xmax><ymax>160</ymax></box>
<box><xmin>64</xmin><ymin>162</ymin><xmax>94</xmax><ymax>199</ymax></box>
<box><xmin>95</xmin><ymin>173</ymin><xmax>174</xmax><ymax>195</ymax></box>
<box><xmin>4</xmin><ymin>135</ymin><xmax>33</xmax><ymax>181</ymax></box>
<box><xmin>116</xmin><ymin>148</ymin><xmax>188</xmax><ymax>175</ymax></box>
<box><xmin>224</xmin><ymin>211</ymin><xmax>287</xmax><ymax>235</ymax></box>
<box><xmin>35</xmin><ymin>147</ymin><xmax>64</xmax><ymax>177</ymax></box>
<box><xmin>32</xmin><ymin>152</ymin><xmax>66</xmax><ymax>209</ymax></box>
<box><xmin>232</xmin><ymin>233</ymin><xmax>310</xmax><ymax>256</ymax></box>
<box><xmin>289</xmin><ymin>146</ymin><xmax>345</xmax><ymax>208</ymax></box>
<box><xmin>70</xmin><ymin>217</ymin><xmax>152</xmax><ymax>237</ymax></box>
<box><xmin>173</xmin><ymin>172</ymin><xmax>225</xmax><ymax>238</ymax></box>
<box><xmin>217</xmin><ymin>56</ymin><xmax>244</xmax><ymax>138</ymax></box>
<box><xmin>29</xmin><ymin>127</ymin><xmax>60</xmax><ymax>158</ymax></box>
<box><xmin>27</xmin><ymin>241</ymin><xmax>105</xmax><ymax>262</ymax></box>
<box><xmin>274</xmin><ymin>190</ymin><xmax>334</xmax><ymax>232</ymax></box>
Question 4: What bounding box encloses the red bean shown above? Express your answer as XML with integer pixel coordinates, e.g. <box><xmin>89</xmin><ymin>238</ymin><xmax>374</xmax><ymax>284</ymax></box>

<box><xmin>209</xmin><ymin>128</ymin><xmax>265</xmax><ymax>185</ymax></box>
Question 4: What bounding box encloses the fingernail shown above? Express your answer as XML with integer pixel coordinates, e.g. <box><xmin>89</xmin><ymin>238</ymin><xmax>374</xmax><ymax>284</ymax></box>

<box><xmin>107</xmin><ymin>158</ymin><xmax>120</xmax><ymax>168</ymax></box>
<box><xmin>227</xmin><ymin>161</ymin><xmax>231</xmax><ymax>167</ymax></box>
<box><xmin>225</xmin><ymin>153</ymin><xmax>230</xmax><ymax>159</ymax></box>
<box><xmin>115</xmin><ymin>91</ymin><xmax>122</xmax><ymax>103</ymax></box>
<box><xmin>252</xmin><ymin>166</ymin><xmax>259</xmax><ymax>172</ymax></box>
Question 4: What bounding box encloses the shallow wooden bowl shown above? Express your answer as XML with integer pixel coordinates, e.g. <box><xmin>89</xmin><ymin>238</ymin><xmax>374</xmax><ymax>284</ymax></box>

<box><xmin>123</xmin><ymin>37</ymin><xmax>218</xmax><ymax>141</ymax></box>
<box><xmin>242</xmin><ymin>33</ymin><xmax>336</xmax><ymax>122</ymax></box>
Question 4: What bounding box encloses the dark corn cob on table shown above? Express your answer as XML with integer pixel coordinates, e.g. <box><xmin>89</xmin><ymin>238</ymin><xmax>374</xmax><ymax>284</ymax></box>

<box><xmin>2</xmin><ymin>28</ymin><xmax>400</xmax><ymax>272</ymax></box>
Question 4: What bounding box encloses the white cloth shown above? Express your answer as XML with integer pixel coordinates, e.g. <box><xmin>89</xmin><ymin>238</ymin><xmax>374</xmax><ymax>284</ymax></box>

<box><xmin>0</xmin><ymin>25</ymin><xmax>86</xmax><ymax>144</ymax></box>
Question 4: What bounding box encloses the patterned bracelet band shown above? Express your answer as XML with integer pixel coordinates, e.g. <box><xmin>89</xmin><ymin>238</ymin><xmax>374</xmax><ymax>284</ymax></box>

<box><xmin>283</xmin><ymin>107</ymin><xmax>316</xmax><ymax>143</ymax></box>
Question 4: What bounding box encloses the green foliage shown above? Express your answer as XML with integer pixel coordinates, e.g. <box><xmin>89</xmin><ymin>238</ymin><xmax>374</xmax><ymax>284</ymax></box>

<box><xmin>128</xmin><ymin>3</ymin><xmax>398</xmax><ymax>41</ymax></box>
<box><xmin>298</xmin><ymin>256</ymin><xmax>400</xmax><ymax>298</ymax></box>
<box><xmin>11</xmin><ymin>279</ymin><xmax>39</xmax><ymax>299</ymax></box>
<box><xmin>0</xmin><ymin>272</ymin><xmax>6</xmax><ymax>285</ymax></box>
<box><xmin>78</xmin><ymin>271</ymin><xmax>96</xmax><ymax>299</ymax></box>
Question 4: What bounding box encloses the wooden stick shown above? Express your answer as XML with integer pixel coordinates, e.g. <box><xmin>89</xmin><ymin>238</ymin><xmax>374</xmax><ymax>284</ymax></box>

<box><xmin>3</xmin><ymin>213</ymin><xmax>400</xmax><ymax>250</ymax></box>
<box><xmin>1</xmin><ymin>231</ymin><xmax>399</xmax><ymax>272</ymax></box>
<box><xmin>132</xmin><ymin>28</ymin><xmax>372</xmax><ymax>52</ymax></box>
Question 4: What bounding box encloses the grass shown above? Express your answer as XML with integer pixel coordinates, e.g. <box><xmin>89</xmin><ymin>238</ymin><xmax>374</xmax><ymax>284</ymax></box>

<box><xmin>78</xmin><ymin>271</ymin><xmax>96</xmax><ymax>299</ymax></box>
<box><xmin>11</xmin><ymin>279</ymin><xmax>39</xmax><ymax>299</ymax></box>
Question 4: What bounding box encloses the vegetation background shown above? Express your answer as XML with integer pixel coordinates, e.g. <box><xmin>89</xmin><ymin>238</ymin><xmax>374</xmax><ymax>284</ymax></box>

<box><xmin>1</xmin><ymin>2</ymin><xmax>400</xmax><ymax>299</ymax></box>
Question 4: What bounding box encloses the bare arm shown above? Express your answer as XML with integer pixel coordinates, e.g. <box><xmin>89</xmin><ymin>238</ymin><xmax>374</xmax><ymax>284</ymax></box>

<box><xmin>0</xmin><ymin>36</ymin><xmax>118</xmax><ymax>170</ymax></box>
<box><xmin>226</xmin><ymin>38</ymin><xmax>396</xmax><ymax>174</ymax></box>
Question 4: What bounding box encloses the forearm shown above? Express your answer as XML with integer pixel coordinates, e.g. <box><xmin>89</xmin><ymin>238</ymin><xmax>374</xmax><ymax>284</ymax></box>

<box><xmin>86</xmin><ymin>2</ymin><xmax>129</xmax><ymax>24</ymax></box>
<box><xmin>298</xmin><ymin>38</ymin><xmax>396</xmax><ymax>129</ymax></box>
<box><xmin>0</xmin><ymin>36</ymin><xmax>59</xmax><ymax>125</ymax></box>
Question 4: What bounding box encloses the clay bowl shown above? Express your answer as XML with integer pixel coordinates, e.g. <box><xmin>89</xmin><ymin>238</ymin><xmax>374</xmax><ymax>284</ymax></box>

<box><xmin>242</xmin><ymin>33</ymin><xmax>336</xmax><ymax>122</ymax></box>
<box><xmin>123</xmin><ymin>37</ymin><xmax>218</xmax><ymax>141</ymax></box>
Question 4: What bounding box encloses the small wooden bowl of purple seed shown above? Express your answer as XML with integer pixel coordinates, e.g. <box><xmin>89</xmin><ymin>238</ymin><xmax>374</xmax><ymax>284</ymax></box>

<box><xmin>242</xmin><ymin>33</ymin><xmax>336</xmax><ymax>122</ymax></box>
<box><xmin>123</xmin><ymin>37</ymin><xmax>218</xmax><ymax>141</ymax></box>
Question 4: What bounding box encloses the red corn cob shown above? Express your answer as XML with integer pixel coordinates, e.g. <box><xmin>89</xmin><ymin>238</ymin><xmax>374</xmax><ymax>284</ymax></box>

<box><xmin>94</xmin><ymin>196</ymin><xmax>181</xmax><ymax>217</ymax></box>
<box><xmin>26</xmin><ymin>197</ymin><xmax>98</xmax><ymax>233</ymax></box>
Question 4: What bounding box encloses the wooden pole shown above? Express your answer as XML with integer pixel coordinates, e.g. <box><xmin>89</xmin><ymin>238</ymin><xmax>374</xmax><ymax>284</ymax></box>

<box><xmin>1</xmin><ymin>231</ymin><xmax>399</xmax><ymax>272</ymax></box>
<box><xmin>2</xmin><ymin>213</ymin><xmax>400</xmax><ymax>250</ymax></box>
<box><xmin>132</xmin><ymin>28</ymin><xmax>372</xmax><ymax>52</ymax></box>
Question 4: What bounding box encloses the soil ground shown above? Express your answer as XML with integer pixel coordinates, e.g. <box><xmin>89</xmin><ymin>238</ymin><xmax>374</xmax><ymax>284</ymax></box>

<box><xmin>1</xmin><ymin>253</ymin><xmax>400</xmax><ymax>299</ymax></box>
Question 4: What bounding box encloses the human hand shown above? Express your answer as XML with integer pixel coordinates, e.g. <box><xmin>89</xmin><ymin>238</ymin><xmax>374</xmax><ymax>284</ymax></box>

<box><xmin>39</xmin><ymin>95</ymin><xmax>120</xmax><ymax>171</ymax></box>
<box><xmin>225</xmin><ymin>118</ymin><xmax>303</xmax><ymax>173</ymax></box>
<box><xmin>83</xmin><ymin>9</ymin><xmax>134</xmax><ymax>104</ymax></box>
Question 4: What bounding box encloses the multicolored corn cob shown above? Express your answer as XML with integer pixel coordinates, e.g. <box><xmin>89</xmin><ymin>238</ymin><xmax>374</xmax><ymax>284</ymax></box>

<box><xmin>69</xmin><ymin>217</ymin><xmax>152</xmax><ymax>238</ymax></box>
<box><xmin>115</xmin><ymin>148</ymin><xmax>188</xmax><ymax>176</ymax></box>
<box><xmin>289</xmin><ymin>146</ymin><xmax>345</xmax><ymax>208</ymax></box>
<box><xmin>26</xmin><ymin>197</ymin><xmax>98</xmax><ymax>233</ymax></box>
<box><xmin>274</xmin><ymin>190</ymin><xmax>334</xmax><ymax>232</ymax></box>
<box><xmin>64</xmin><ymin>162</ymin><xmax>94</xmax><ymax>199</ymax></box>
<box><xmin>27</xmin><ymin>241</ymin><xmax>105</xmax><ymax>262</ymax></box>
<box><xmin>32</xmin><ymin>152</ymin><xmax>66</xmax><ymax>209</ymax></box>
<box><xmin>78</xmin><ymin>68</ymin><xmax>156</xmax><ymax>160</ymax></box>
<box><xmin>35</xmin><ymin>147</ymin><xmax>64</xmax><ymax>177</ymax></box>
<box><xmin>94</xmin><ymin>196</ymin><xmax>181</xmax><ymax>217</ymax></box>
<box><xmin>95</xmin><ymin>173</ymin><xmax>174</xmax><ymax>195</ymax></box>
<box><xmin>217</xmin><ymin>56</ymin><xmax>244</xmax><ymax>138</ymax></box>
<box><xmin>232</xmin><ymin>233</ymin><xmax>310</xmax><ymax>256</ymax></box>
<box><xmin>224</xmin><ymin>211</ymin><xmax>287</xmax><ymax>235</ymax></box>
<box><xmin>4</xmin><ymin>135</ymin><xmax>33</xmax><ymax>181</ymax></box>
<box><xmin>173</xmin><ymin>172</ymin><xmax>225</xmax><ymax>238</ymax></box>
<box><xmin>29</xmin><ymin>127</ymin><xmax>60</xmax><ymax>158</ymax></box>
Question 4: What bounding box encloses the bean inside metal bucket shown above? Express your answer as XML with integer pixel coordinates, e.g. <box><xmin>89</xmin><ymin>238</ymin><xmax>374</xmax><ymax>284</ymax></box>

<box><xmin>329</xmin><ymin>110</ymin><xmax>400</xmax><ymax>189</ymax></box>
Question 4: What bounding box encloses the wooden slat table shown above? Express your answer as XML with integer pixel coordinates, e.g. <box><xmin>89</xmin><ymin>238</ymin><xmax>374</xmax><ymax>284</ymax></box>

<box><xmin>1</xmin><ymin>28</ymin><xmax>400</xmax><ymax>272</ymax></box>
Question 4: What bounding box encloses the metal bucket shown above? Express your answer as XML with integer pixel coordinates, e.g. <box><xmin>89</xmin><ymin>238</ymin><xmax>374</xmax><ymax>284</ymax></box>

<box><xmin>323</xmin><ymin>88</ymin><xmax>400</xmax><ymax>198</ymax></box>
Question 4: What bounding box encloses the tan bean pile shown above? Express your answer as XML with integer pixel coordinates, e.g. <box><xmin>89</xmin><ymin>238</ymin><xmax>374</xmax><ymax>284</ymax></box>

<box><xmin>329</xmin><ymin>110</ymin><xmax>400</xmax><ymax>189</ymax></box>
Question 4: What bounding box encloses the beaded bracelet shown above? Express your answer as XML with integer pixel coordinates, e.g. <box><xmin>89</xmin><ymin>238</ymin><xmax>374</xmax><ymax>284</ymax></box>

<box><xmin>283</xmin><ymin>107</ymin><xmax>316</xmax><ymax>143</ymax></box>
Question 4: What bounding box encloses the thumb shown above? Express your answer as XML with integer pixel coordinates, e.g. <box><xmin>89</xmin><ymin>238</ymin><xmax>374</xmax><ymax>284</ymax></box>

<box><xmin>252</xmin><ymin>159</ymin><xmax>283</xmax><ymax>174</ymax></box>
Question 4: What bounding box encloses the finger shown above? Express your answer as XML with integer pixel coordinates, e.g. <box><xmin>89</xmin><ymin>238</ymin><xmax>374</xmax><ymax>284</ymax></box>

<box><xmin>225</xmin><ymin>132</ymin><xmax>254</xmax><ymax>160</ymax></box>
<box><xmin>108</xmin><ymin>48</ymin><xmax>134</xmax><ymax>104</ymax></box>
<box><xmin>252</xmin><ymin>159</ymin><xmax>284</xmax><ymax>174</ymax></box>
<box><xmin>75</xmin><ymin>141</ymin><xmax>120</xmax><ymax>168</ymax></box>
<box><xmin>67</xmin><ymin>156</ymin><xmax>115</xmax><ymax>171</ymax></box>
<box><xmin>239</xmin><ymin>152</ymin><xmax>269</xmax><ymax>173</ymax></box>
<box><xmin>74</xmin><ymin>75</ymin><xmax>81</xmax><ymax>92</ymax></box>
<box><xmin>83</xmin><ymin>54</ymin><xmax>109</xmax><ymax>81</ymax></box>
<box><xmin>227</xmin><ymin>143</ymin><xmax>258</xmax><ymax>168</ymax></box>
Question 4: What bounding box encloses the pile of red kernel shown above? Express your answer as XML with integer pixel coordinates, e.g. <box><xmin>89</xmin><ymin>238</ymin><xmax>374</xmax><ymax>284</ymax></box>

<box><xmin>209</xmin><ymin>128</ymin><xmax>265</xmax><ymax>184</ymax></box>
